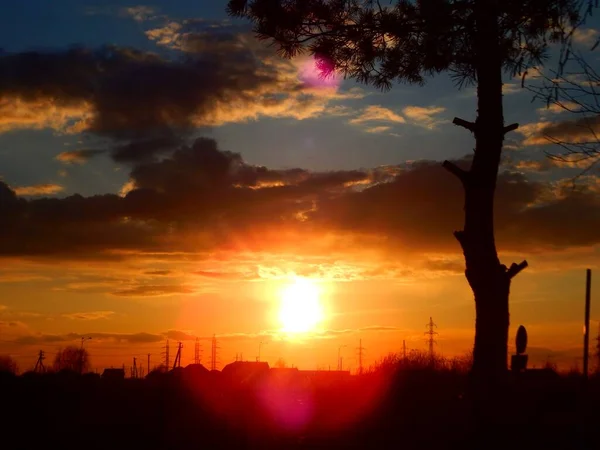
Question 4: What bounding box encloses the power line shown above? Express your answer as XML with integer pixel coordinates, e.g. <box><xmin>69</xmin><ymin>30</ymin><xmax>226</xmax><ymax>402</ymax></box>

<box><xmin>162</xmin><ymin>340</ymin><xmax>170</xmax><ymax>370</ymax></box>
<box><xmin>194</xmin><ymin>338</ymin><xmax>201</xmax><ymax>365</ymax></box>
<box><xmin>356</xmin><ymin>339</ymin><xmax>365</xmax><ymax>375</ymax></box>
<box><xmin>210</xmin><ymin>334</ymin><xmax>219</xmax><ymax>371</ymax></box>
<box><xmin>173</xmin><ymin>342</ymin><xmax>182</xmax><ymax>370</ymax></box>
<box><xmin>425</xmin><ymin>317</ymin><xmax>438</xmax><ymax>362</ymax></box>
<box><xmin>34</xmin><ymin>350</ymin><xmax>45</xmax><ymax>374</ymax></box>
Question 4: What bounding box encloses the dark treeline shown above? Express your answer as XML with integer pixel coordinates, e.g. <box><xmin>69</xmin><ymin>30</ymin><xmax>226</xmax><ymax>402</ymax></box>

<box><xmin>1</xmin><ymin>353</ymin><xmax>598</xmax><ymax>450</ymax></box>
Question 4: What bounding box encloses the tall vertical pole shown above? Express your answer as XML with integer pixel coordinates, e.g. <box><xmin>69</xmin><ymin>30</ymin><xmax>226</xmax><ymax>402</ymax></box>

<box><xmin>358</xmin><ymin>339</ymin><xmax>364</xmax><ymax>375</ymax></box>
<box><xmin>425</xmin><ymin>317</ymin><xmax>438</xmax><ymax>364</ymax></box>
<box><xmin>403</xmin><ymin>340</ymin><xmax>407</xmax><ymax>360</ymax></box>
<box><xmin>147</xmin><ymin>353</ymin><xmax>151</xmax><ymax>374</ymax></box>
<box><xmin>583</xmin><ymin>269</ymin><xmax>592</xmax><ymax>379</ymax></box>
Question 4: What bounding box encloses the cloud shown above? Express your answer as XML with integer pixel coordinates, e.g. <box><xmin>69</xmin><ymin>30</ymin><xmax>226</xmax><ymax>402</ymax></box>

<box><xmin>13</xmin><ymin>331</ymin><xmax>164</xmax><ymax>345</ymax></box>
<box><xmin>349</xmin><ymin>105</ymin><xmax>406</xmax><ymax>125</ymax></box>
<box><xmin>502</xmin><ymin>83</ymin><xmax>524</xmax><ymax>95</ymax></box>
<box><xmin>0</xmin><ymin>272</ymin><xmax>51</xmax><ymax>283</ymax></box>
<box><xmin>111</xmin><ymin>285</ymin><xmax>197</xmax><ymax>297</ymax></box>
<box><xmin>194</xmin><ymin>270</ymin><xmax>259</xmax><ymax>281</ymax></box>
<box><xmin>144</xmin><ymin>270</ymin><xmax>173</xmax><ymax>276</ymax></box>
<box><xmin>402</xmin><ymin>106</ymin><xmax>447</xmax><ymax>129</ymax></box>
<box><xmin>519</xmin><ymin>116</ymin><xmax>600</xmax><ymax>146</ymax></box>
<box><xmin>56</xmin><ymin>149</ymin><xmax>105</xmax><ymax>164</ymax></box>
<box><xmin>0</xmin><ymin>25</ymin><xmax>358</xmax><ymax>162</ymax></box>
<box><xmin>0</xmin><ymin>137</ymin><xmax>599</xmax><ymax>262</ymax></box>
<box><xmin>121</xmin><ymin>6</ymin><xmax>159</xmax><ymax>22</ymax></box>
<box><xmin>511</xmin><ymin>159</ymin><xmax>555</xmax><ymax>172</ymax></box>
<box><xmin>62</xmin><ymin>311</ymin><xmax>115</xmax><ymax>320</ymax></box>
<box><xmin>0</xmin><ymin>97</ymin><xmax>92</xmax><ymax>133</ymax></box>
<box><xmin>13</xmin><ymin>184</ymin><xmax>64</xmax><ymax>196</ymax></box>
<box><xmin>165</xmin><ymin>329</ymin><xmax>197</xmax><ymax>341</ymax></box>
<box><xmin>364</xmin><ymin>126</ymin><xmax>392</xmax><ymax>134</ymax></box>
<box><xmin>572</xmin><ymin>27</ymin><xmax>599</xmax><ymax>47</ymax></box>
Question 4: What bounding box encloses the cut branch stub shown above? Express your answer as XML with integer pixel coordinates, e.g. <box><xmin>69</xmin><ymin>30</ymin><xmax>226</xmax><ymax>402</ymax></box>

<box><xmin>503</xmin><ymin>123</ymin><xmax>519</xmax><ymax>134</ymax></box>
<box><xmin>507</xmin><ymin>260</ymin><xmax>528</xmax><ymax>279</ymax></box>
<box><xmin>453</xmin><ymin>230</ymin><xmax>466</xmax><ymax>247</ymax></box>
<box><xmin>452</xmin><ymin>117</ymin><xmax>477</xmax><ymax>133</ymax></box>
<box><xmin>442</xmin><ymin>160</ymin><xmax>468</xmax><ymax>183</ymax></box>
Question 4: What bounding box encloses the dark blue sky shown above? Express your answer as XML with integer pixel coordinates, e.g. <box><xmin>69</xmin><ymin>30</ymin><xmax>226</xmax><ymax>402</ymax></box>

<box><xmin>0</xmin><ymin>1</ymin><xmax>596</xmax><ymax>197</ymax></box>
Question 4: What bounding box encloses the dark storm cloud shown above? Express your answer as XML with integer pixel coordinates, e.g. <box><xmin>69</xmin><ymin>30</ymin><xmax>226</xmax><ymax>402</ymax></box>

<box><xmin>0</xmin><ymin>137</ymin><xmax>598</xmax><ymax>259</ymax></box>
<box><xmin>0</xmin><ymin>37</ymin><xmax>280</xmax><ymax>161</ymax></box>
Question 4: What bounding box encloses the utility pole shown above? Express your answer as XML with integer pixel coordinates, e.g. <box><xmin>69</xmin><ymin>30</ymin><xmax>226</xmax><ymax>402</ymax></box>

<box><xmin>147</xmin><ymin>353</ymin><xmax>151</xmax><ymax>374</ymax></box>
<box><xmin>403</xmin><ymin>340</ymin><xmax>407</xmax><ymax>360</ymax></box>
<box><xmin>79</xmin><ymin>336</ymin><xmax>91</xmax><ymax>374</ymax></box>
<box><xmin>258</xmin><ymin>340</ymin><xmax>268</xmax><ymax>362</ymax></box>
<box><xmin>194</xmin><ymin>338</ymin><xmax>201</xmax><ymax>364</ymax></box>
<box><xmin>356</xmin><ymin>339</ymin><xmax>365</xmax><ymax>375</ymax></box>
<box><xmin>132</xmin><ymin>357</ymin><xmax>138</xmax><ymax>379</ymax></box>
<box><xmin>425</xmin><ymin>317</ymin><xmax>438</xmax><ymax>363</ymax></box>
<box><xmin>210</xmin><ymin>334</ymin><xmax>219</xmax><ymax>371</ymax></box>
<box><xmin>162</xmin><ymin>340</ymin><xmax>170</xmax><ymax>370</ymax></box>
<box><xmin>34</xmin><ymin>350</ymin><xmax>45</xmax><ymax>373</ymax></box>
<box><xmin>173</xmin><ymin>342</ymin><xmax>183</xmax><ymax>370</ymax></box>
<box><xmin>583</xmin><ymin>269</ymin><xmax>592</xmax><ymax>380</ymax></box>
<box><xmin>337</xmin><ymin>345</ymin><xmax>347</xmax><ymax>371</ymax></box>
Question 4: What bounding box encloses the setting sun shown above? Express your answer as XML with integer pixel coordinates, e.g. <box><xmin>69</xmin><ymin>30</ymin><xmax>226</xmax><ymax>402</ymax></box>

<box><xmin>278</xmin><ymin>278</ymin><xmax>324</xmax><ymax>333</ymax></box>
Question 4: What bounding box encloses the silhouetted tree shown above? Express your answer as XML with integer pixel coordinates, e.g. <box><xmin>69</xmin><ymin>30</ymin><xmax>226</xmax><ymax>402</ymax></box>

<box><xmin>274</xmin><ymin>357</ymin><xmax>288</xmax><ymax>368</ymax></box>
<box><xmin>53</xmin><ymin>346</ymin><xmax>90</xmax><ymax>373</ymax></box>
<box><xmin>228</xmin><ymin>0</ymin><xmax>591</xmax><ymax>386</ymax></box>
<box><xmin>0</xmin><ymin>355</ymin><xmax>18</xmax><ymax>374</ymax></box>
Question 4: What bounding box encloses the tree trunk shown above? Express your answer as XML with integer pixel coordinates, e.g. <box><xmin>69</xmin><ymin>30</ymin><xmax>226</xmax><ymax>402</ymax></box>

<box><xmin>445</xmin><ymin>0</ymin><xmax>526</xmax><ymax>387</ymax></box>
<box><xmin>468</xmin><ymin>0</ymin><xmax>508</xmax><ymax>383</ymax></box>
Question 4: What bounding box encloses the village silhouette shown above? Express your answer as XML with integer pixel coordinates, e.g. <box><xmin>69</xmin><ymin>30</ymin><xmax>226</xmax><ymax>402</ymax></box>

<box><xmin>1</xmin><ymin>315</ymin><xmax>600</xmax><ymax>449</ymax></box>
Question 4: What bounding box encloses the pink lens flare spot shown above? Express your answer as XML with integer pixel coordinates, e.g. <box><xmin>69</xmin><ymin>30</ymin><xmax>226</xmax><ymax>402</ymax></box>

<box><xmin>258</xmin><ymin>382</ymin><xmax>314</xmax><ymax>431</ymax></box>
<box><xmin>298</xmin><ymin>55</ymin><xmax>340</xmax><ymax>89</ymax></box>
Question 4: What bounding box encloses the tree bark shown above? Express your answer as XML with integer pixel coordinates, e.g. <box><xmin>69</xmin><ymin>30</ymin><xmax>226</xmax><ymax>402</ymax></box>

<box><xmin>445</xmin><ymin>0</ymin><xmax>527</xmax><ymax>387</ymax></box>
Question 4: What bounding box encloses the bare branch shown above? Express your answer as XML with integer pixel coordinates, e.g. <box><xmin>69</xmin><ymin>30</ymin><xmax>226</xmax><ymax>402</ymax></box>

<box><xmin>503</xmin><ymin>123</ymin><xmax>519</xmax><ymax>134</ymax></box>
<box><xmin>507</xmin><ymin>261</ymin><xmax>528</xmax><ymax>279</ymax></box>
<box><xmin>452</xmin><ymin>117</ymin><xmax>477</xmax><ymax>133</ymax></box>
<box><xmin>442</xmin><ymin>160</ymin><xmax>468</xmax><ymax>183</ymax></box>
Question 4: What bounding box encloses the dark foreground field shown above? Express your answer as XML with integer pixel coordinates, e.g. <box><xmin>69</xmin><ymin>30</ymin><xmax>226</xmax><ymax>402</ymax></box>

<box><xmin>1</xmin><ymin>365</ymin><xmax>598</xmax><ymax>450</ymax></box>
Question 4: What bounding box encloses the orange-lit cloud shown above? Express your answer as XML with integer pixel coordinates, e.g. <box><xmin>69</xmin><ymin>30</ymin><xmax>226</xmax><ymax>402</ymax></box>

<box><xmin>402</xmin><ymin>105</ymin><xmax>447</xmax><ymax>129</ymax></box>
<box><xmin>519</xmin><ymin>116</ymin><xmax>600</xmax><ymax>146</ymax></box>
<box><xmin>62</xmin><ymin>311</ymin><xmax>115</xmax><ymax>320</ymax></box>
<box><xmin>12</xmin><ymin>183</ymin><xmax>64</xmax><ymax>196</ymax></box>
<box><xmin>349</xmin><ymin>105</ymin><xmax>406</xmax><ymax>125</ymax></box>
<box><xmin>56</xmin><ymin>149</ymin><xmax>105</xmax><ymax>164</ymax></box>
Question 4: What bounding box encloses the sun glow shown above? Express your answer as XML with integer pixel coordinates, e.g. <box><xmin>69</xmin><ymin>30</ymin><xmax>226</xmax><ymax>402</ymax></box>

<box><xmin>278</xmin><ymin>278</ymin><xmax>324</xmax><ymax>333</ymax></box>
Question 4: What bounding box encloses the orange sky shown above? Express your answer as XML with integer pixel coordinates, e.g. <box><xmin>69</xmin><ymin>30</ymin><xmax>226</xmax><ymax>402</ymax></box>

<box><xmin>1</xmin><ymin>3</ymin><xmax>600</xmax><ymax>375</ymax></box>
<box><xmin>0</xmin><ymin>247</ymin><xmax>597</xmax><ymax>373</ymax></box>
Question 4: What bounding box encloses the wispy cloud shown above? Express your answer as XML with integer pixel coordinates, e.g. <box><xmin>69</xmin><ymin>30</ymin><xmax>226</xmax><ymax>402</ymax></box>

<box><xmin>111</xmin><ymin>285</ymin><xmax>197</xmax><ymax>297</ymax></box>
<box><xmin>62</xmin><ymin>311</ymin><xmax>115</xmax><ymax>321</ymax></box>
<box><xmin>349</xmin><ymin>105</ymin><xmax>405</xmax><ymax>125</ymax></box>
<box><xmin>13</xmin><ymin>183</ymin><xmax>64</xmax><ymax>196</ymax></box>
<box><xmin>402</xmin><ymin>106</ymin><xmax>447</xmax><ymax>129</ymax></box>
<box><xmin>572</xmin><ymin>27</ymin><xmax>599</xmax><ymax>47</ymax></box>
<box><xmin>120</xmin><ymin>6</ymin><xmax>159</xmax><ymax>22</ymax></box>
<box><xmin>56</xmin><ymin>149</ymin><xmax>105</xmax><ymax>164</ymax></box>
<box><xmin>364</xmin><ymin>126</ymin><xmax>392</xmax><ymax>134</ymax></box>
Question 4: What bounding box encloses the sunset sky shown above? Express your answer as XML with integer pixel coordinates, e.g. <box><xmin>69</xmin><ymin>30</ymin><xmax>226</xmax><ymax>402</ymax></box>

<box><xmin>1</xmin><ymin>0</ymin><xmax>599</xmax><ymax>373</ymax></box>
